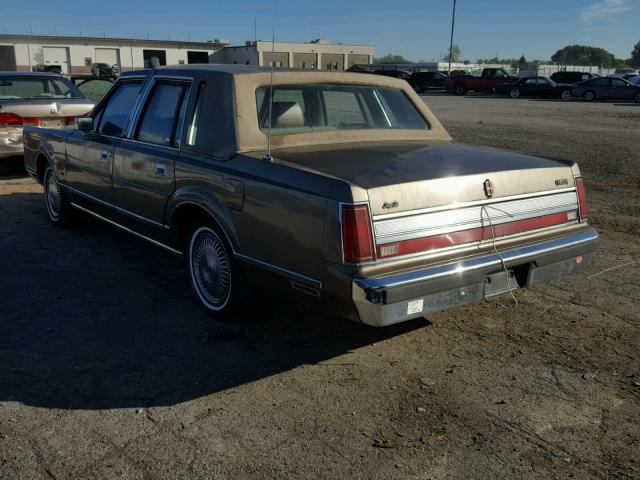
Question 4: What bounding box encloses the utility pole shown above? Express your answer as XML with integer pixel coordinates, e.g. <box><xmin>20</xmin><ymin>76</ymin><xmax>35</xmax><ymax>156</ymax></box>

<box><xmin>447</xmin><ymin>0</ymin><xmax>457</xmax><ymax>74</ymax></box>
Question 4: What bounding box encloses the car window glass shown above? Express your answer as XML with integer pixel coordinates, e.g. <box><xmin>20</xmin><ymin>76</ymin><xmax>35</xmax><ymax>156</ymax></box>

<box><xmin>524</xmin><ymin>79</ymin><xmax>537</xmax><ymax>85</ymax></box>
<box><xmin>136</xmin><ymin>82</ymin><xmax>189</xmax><ymax>146</ymax></box>
<box><xmin>592</xmin><ymin>78</ymin><xmax>610</xmax><ymax>86</ymax></box>
<box><xmin>611</xmin><ymin>79</ymin><xmax>627</xmax><ymax>87</ymax></box>
<box><xmin>323</xmin><ymin>90</ymin><xmax>366</xmax><ymax>126</ymax></box>
<box><xmin>0</xmin><ymin>76</ymin><xmax>82</xmax><ymax>100</ymax></box>
<box><xmin>537</xmin><ymin>79</ymin><xmax>551</xmax><ymax>86</ymax></box>
<box><xmin>98</xmin><ymin>81</ymin><xmax>143</xmax><ymax>136</ymax></box>
<box><xmin>495</xmin><ymin>70</ymin><xmax>507</xmax><ymax>78</ymax></box>
<box><xmin>77</xmin><ymin>79</ymin><xmax>113</xmax><ymax>102</ymax></box>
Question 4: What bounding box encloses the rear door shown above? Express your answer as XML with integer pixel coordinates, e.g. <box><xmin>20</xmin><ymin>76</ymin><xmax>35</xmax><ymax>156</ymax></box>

<box><xmin>113</xmin><ymin>76</ymin><xmax>192</xmax><ymax>227</ymax></box>
<box><xmin>65</xmin><ymin>78</ymin><xmax>145</xmax><ymax>205</ymax></box>
<box><xmin>536</xmin><ymin>78</ymin><xmax>554</xmax><ymax>96</ymax></box>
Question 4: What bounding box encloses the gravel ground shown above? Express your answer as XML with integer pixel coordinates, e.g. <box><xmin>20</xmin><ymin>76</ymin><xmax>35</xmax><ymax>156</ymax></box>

<box><xmin>1</xmin><ymin>94</ymin><xmax>639</xmax><ymax>480</ymax></box>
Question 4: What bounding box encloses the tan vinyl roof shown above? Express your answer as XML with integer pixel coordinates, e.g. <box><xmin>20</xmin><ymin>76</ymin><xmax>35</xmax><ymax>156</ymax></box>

<box><xmin>230</xmin><ymin>70</ymin><xmax>452</xmax><ymax>152</ymax></box>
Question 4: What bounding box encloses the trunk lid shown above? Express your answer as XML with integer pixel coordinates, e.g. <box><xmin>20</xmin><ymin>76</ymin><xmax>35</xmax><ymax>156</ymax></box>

<box><xmin>270</xmin><ymin>141</ymin><xmax>581</xmax><ymax>259</ymax></box>
<box><xmin>0</xmin><ymin>99</ymin><xmax>94</xmax><ymax>129</ymax></box>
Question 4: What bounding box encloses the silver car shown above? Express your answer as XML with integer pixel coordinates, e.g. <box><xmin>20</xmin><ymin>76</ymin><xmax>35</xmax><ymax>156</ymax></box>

<box><xmin>0</xmin><ymin>72</ymin><xmax>94</xmax><ymax>159</ymax></box>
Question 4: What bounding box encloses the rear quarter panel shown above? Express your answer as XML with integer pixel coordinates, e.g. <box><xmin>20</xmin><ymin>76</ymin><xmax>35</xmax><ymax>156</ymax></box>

<box><xmin>23</xmin><ymin>127</ymin><xmax>73</xmax><ymax>181</ymax></box>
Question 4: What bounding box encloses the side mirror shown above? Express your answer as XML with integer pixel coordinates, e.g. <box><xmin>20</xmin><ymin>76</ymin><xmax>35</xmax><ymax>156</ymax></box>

<box><xmin>77</xmin><ymin>117</ymin><xmax>94</xmax><ymax>132</ymax></box>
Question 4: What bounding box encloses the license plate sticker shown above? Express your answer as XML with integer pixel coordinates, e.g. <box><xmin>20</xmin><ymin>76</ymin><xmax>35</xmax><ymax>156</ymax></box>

<box><xmin>407</xmin><ymin>299</ymin><xmax>424</xmax><ymax>315</ymax></box>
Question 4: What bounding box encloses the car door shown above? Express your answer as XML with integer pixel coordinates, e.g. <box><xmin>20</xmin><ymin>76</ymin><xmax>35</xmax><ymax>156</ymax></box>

<box><xmin>536</xmin><ymin>78</ymin><xmax>553</xmax><ymax>96</ymax></box>
<box><xmin>113</xmin><ymin>76</ymin><xmax>192</xmax><ymax>228</ymax></box>
<box><xmin>65</xmin><ymin>78</ymin><xmax>145</xmax><ymax>206</ymax></box>
<box><xmin>610</xmin><ymin>78</ymin><xmax>632</xmax><ymax>100</ymax></box>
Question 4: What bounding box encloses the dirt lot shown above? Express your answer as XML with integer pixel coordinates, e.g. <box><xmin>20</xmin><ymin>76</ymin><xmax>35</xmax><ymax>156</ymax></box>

<box><xmin>1</xmin><ymin>95</ymin><xmax>639</xmax><ymax>480</ymax></box>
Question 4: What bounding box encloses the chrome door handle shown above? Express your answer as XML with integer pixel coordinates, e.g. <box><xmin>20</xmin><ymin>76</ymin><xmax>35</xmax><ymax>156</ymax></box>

<box><xmin>99</xmin><ymin>150</ymin><xmax>112</xmax><ymax>161</ymax></box>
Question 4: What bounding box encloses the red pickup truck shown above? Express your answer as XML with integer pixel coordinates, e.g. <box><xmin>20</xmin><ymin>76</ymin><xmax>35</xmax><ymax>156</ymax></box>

<box><xmin>444</xmin><ymin>68</ymin><xmax>519</xmax><ymax>95</ymax></box>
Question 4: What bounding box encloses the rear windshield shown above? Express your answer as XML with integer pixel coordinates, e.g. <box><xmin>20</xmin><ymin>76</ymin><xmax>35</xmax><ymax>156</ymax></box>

<box><xmin>0</xmin><ymin>76</ymin><xmax>85</xmax><ymax>100</ymax></box>
<box><xmin>256</xmin><ymin>84</ymin><xmax>429</xmax><ymax>134</ymax></box>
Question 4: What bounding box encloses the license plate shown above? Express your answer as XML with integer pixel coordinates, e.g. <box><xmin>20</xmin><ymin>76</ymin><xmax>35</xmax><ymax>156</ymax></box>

<box><xmin>40</xmin><ymin>118</ymin><xmax>64</xmax><ymax>128</ymax></box>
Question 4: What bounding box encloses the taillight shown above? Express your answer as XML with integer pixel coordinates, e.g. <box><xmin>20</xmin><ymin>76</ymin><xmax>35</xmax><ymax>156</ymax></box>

<box><xmin>574</xmin><ymin>177</ymin><xmax>589</xmax><ymax>221</ymax></box>
<box><xmin>0</xmin><ymin>112</ymin><xmax>40</xmax><ymax>126</ymax></box>
<box><xmin>64</xmin><ymin>116</ymin><xmax>76</xmax><ymax>126</ymax></box>
<box><xmin>341</xmin><ymin>204</ymin><xmax>376</xmax><ymax>264</ymax></box>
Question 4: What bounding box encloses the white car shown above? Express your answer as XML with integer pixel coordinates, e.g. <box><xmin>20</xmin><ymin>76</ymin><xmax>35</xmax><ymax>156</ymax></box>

<box><xmin>1</xmin><ymin>72</ymin><xmax>94</xmax><ymax>159</ymax></box>
<box><xmin>613</xmin><ymin>68</ymin><xmax>639</xmax><ymax>78</ymax></box>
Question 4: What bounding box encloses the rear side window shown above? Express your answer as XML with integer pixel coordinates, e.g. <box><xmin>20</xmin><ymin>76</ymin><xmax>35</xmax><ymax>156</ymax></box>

<box><xmin>591</xmin><ymin>78</ymin><xmax>610</xmax><ymax>87</ymax></box>
<box><xmin>135</xmin><ymin>82</ymin><xmax>189</xmax><ymax>146</ymax></box>
<box><xmin>98</xmin><ymin>81</ymin><xmax>143</xmax><ymax>136</ymax></box>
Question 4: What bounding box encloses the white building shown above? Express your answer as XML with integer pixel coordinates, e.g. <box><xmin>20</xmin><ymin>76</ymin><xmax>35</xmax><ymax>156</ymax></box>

<box><xmin>214</xmin><ymin>39</ymin><xmax>374</xmax><ymax>71</ymax></box>
<box><xmin>0</xmin><ymin>34</ymin><xmax>229</xmax><ymax>73</ymax></box>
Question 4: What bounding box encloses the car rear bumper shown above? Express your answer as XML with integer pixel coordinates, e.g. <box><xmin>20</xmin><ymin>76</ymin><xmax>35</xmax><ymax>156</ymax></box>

<box><xmin>0</xmin><ymin>128</ymin><xmax>25</xmax><ymax>158</ymax></box>
<box><xmin>352</xmin><ymin>228</ymin><xmax>599</xmax><ymax>327</ymax></box>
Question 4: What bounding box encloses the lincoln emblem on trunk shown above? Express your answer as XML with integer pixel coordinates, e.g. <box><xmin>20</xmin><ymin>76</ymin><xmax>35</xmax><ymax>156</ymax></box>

<box><xmin>483</xmin><ymin>179</ymin><xmax>494</xmax><ymax>198</ymax></box>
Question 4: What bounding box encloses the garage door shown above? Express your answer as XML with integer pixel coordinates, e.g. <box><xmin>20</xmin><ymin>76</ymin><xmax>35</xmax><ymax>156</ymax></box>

<box><xmin>43</xmin><ymin>47</ymin><xmax>70</xmax><ymax>73</ymax></box>
<box><xmin>0</xmin><ymin>46</ymin><xmax>17</xmax><ymax>71</ymax></box>
<box><xmin>95</xmin><ymin>48</ymin><xmax>120</xmax><ymax>68</ymax></box>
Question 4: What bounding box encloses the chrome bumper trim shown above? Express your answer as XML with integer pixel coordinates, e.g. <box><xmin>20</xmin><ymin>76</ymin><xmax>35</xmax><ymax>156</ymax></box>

<box><xmin>352</xmin><ymin>228</ymin><xmax>598</xmax><ymax>327</ymax></box>
<box><xmin>356</xmin><ymin>229</ymin><xmax>598</xmax><ymax>292</ymax></box>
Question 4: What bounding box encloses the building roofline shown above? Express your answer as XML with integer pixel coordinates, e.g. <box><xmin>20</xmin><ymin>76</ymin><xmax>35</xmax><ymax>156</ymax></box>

<box><xmin>0</xmin><ymin>33</ymin><xmax>228</xmax><ymax>48</ymax></box>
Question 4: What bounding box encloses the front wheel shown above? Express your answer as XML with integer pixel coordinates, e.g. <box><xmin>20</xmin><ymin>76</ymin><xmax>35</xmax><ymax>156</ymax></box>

<box><xmin>634</xmin><ymin>92</ymin><xmax>640</xmax><ymax>104</ymax></box>
<box><xmin>43</xmin><ymin>165</ymin><xmax>75</xmax><ymax>227</ymax></box>
<box><xmin>454</xmin><ymin>84</ymin><xmax>467</xmax><ymax>95</ymax></box>
<box><xmin>583</xmin><ymin>91</ymin><xmax>596</xmax><ymax>102</ymax></box>
<box><xmin>186</xmin><ymin>222</ymin><xmax>241</xmax><ymax>317</ymax></box>
<box><xmin>561</xmin><ymin>90</ymin><xmax>572</xmax><ymax>101</ymax></box>
<box><xmin>510</xmin><ymin>88</ymin><xmax>520</xmax><ymax>98</ymax></box>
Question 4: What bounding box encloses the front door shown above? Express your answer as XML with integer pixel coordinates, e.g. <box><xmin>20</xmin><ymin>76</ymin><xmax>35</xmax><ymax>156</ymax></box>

<box><xmin>113</xmin><ymin>79</ymin><xmax>191</xmax><ymax>227</ymax></box>
<box><xmin>610</xmin><ymin>78</ymin><xmax>632</xmax><ymax>100</ymax></box>
<box><xmin>65</xmin><ymin>79</ymin><xmax>144</xmax><ymax>206</ymax></box>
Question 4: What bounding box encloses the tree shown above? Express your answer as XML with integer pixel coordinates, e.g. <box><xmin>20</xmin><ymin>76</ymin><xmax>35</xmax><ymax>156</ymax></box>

<box><xmin>551</xmin><ymin>45</ymin><xmax>617</xmax><ymax>67</ymax></box>
<box><xmin>373</xmin><ymin>54</ymin><xmax>411</xmax><ymax>64</ymax></box>
<box><xmin>447</xmin><ymin>45</ymin><xmax>462</xmax><ymax>63</ymax></box>
<box><xmin>518</xmin><ymin>55</ymin><xmax>528</xmax><ymax>70</ymax></box>
<box><xmin>630</xmin><ymin>41</ymin><xmax>640</xmax><ymax>68</ymax></box>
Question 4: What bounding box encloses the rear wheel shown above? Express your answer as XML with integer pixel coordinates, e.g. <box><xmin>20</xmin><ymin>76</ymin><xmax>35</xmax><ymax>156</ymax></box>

<box><xmin>510</xmin><ymin>88</ymin><xmax>520</xmax><ymax>98</ymax></box>
<box><xmin>43</xmin><ymin>165</ymin><xmax>74</xmax><ymax>227</ymax></box>
<box><xmin>634</xmin><ymin>92</ymin><xmax>640</xmax><ymax>103</ymax></box>
<box><xmin>186</xmin><ymin>221</ymin><xmax>241</xmax><ymax>317</ymax></box>
<box><xmin>583</xmin><ymin>90</ymin><xmax>596</xmax><ymax>102</ymax></box>
<box><xmin>561</xmin><ymin>89</ymin><xmax>572</xmax><ymax>101</ymax></box>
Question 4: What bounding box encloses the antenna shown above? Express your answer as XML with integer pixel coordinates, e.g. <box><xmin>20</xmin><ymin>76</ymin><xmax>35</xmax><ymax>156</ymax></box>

<box><xmin>263</xmin><ymin>0</ymin><xmax>276</xmax><ymax>162</ymax></box>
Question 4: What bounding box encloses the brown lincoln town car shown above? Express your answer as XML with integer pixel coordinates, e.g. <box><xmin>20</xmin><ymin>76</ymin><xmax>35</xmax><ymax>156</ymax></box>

<box><xmin>23</xmin><ymin>65</ymin><xmax>598</xmax><ymax>327</ymax></box>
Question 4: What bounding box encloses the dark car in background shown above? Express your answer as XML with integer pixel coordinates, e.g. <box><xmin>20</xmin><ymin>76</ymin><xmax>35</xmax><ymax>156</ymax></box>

<box><xmin>550</xmin><ymin>71</ymin><xmax>596</xmax><ymax>84</ymax></box>
<box><xmin>495</xmin><ymin>76</ymin><xmax>574</xmax><ymax>100</ymax></box>
<box><xmin>373</xmin><ymin>69</ymin><xmax>412</xmax><ymax>80</ymax></box>
<box><xmin>32</xmin><ymin>64</ymin><xmax>63</xmax><ymax>74</ymax></box>
<box><xmin>571</xmin><ymin>76</ymin><xmax>640</xmax><ymax>102</ymax></box>
<box><xmin>410</xmin><ymin>71</ymin><xmax>448</xmax><ymax>92</ymax></box>
<box><xmin>91</xmin><ymin>63</ymin><xmax>116</xmax><ymax>77</ymax></box>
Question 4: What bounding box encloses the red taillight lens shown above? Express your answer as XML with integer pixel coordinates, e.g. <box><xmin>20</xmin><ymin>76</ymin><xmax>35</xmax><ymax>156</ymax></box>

<box><xmin>0</xmin><ymin>112</ymin><xmax>40</xmax><ymax>126</ymax></box>
<box><xmin>341</xmin><ymin>204</ymin><xmax>376</xmax><ymax>264</ymax></box>
<box><xmin>64</xmin><ymin>116</ymin><xmax>76</xmax><ymax>126</ymax></box>
<box><xmin>574</xmin><ymin>177</ymin><xmax>588</xmax><ymax>221</ymax></box>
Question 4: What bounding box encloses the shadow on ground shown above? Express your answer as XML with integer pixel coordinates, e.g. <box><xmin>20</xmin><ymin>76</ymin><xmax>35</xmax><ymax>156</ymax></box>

<box><xmin>0</xmin><ymin>191</ymin><xmax>427</xmax><ymax>411</ymax></box>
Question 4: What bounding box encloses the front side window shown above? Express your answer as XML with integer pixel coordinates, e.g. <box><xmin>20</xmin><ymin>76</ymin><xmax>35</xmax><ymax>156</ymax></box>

<box><xmin>611</xmin><ymin>79</ymin><xmax>628</xmax><ymax>87</ymax></box>
<box><xmin>591</xmin><ymin>78</ymin><xmax>610</xmax><ymax>87</ymax></box>
<box><xmin>98</xmin><ymin>80</ymin><xmax>143</xmax><ymax>136</ymax></box>
<box><xmin>524</xmin><ymin>79</ymin><xmax>537</xmax><ymax>85</ymax></box>
<box><xmin>135</xmin><ymin>81</ymin><xmax>189</xmax><ymax>146</ymax></box>
<box><xmin>256</xmin><ymin>84</ymin><xmax>429</xmax><ymax>134</ymax></box>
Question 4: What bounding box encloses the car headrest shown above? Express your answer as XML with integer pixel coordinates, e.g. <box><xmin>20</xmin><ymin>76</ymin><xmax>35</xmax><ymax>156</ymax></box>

<box><xmin>272</xmin><ymin>101</ymin><xmax>304</xmax><ymax>128</ymax></box>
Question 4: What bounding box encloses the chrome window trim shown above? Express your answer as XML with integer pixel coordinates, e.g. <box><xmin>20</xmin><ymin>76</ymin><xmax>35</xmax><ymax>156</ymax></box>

<box><xmin>372</xmin><ymin>187</ymin><xmax>578</xmax><ymax>221</ymax></box>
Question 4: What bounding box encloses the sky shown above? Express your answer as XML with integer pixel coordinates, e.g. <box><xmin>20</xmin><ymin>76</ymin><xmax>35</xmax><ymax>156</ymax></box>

<box><xmin>1</xmin><ymin>0</ymin><xmax>638</xmax><ymax>61</ymax></box>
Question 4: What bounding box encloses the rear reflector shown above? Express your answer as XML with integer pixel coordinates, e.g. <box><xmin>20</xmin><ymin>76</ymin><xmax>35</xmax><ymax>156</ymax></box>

<box><xmin>377</xmin><ymin>210</ymin><xmax>578</xmax><ymax>259</ymax></box>
<box><xmin>0</xmin><ymin>112</ymin><xmax>40</xmax><ymax>126</ymax></box>
<box><xmin>574</xmin><ymin>177</ymin><xmax>588</xmax><ymax>221</ymax></box>
<box><xmin>341</xmin><ymin>204</ymin><xmax>376</xmax><ymax>264</ymax></box>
